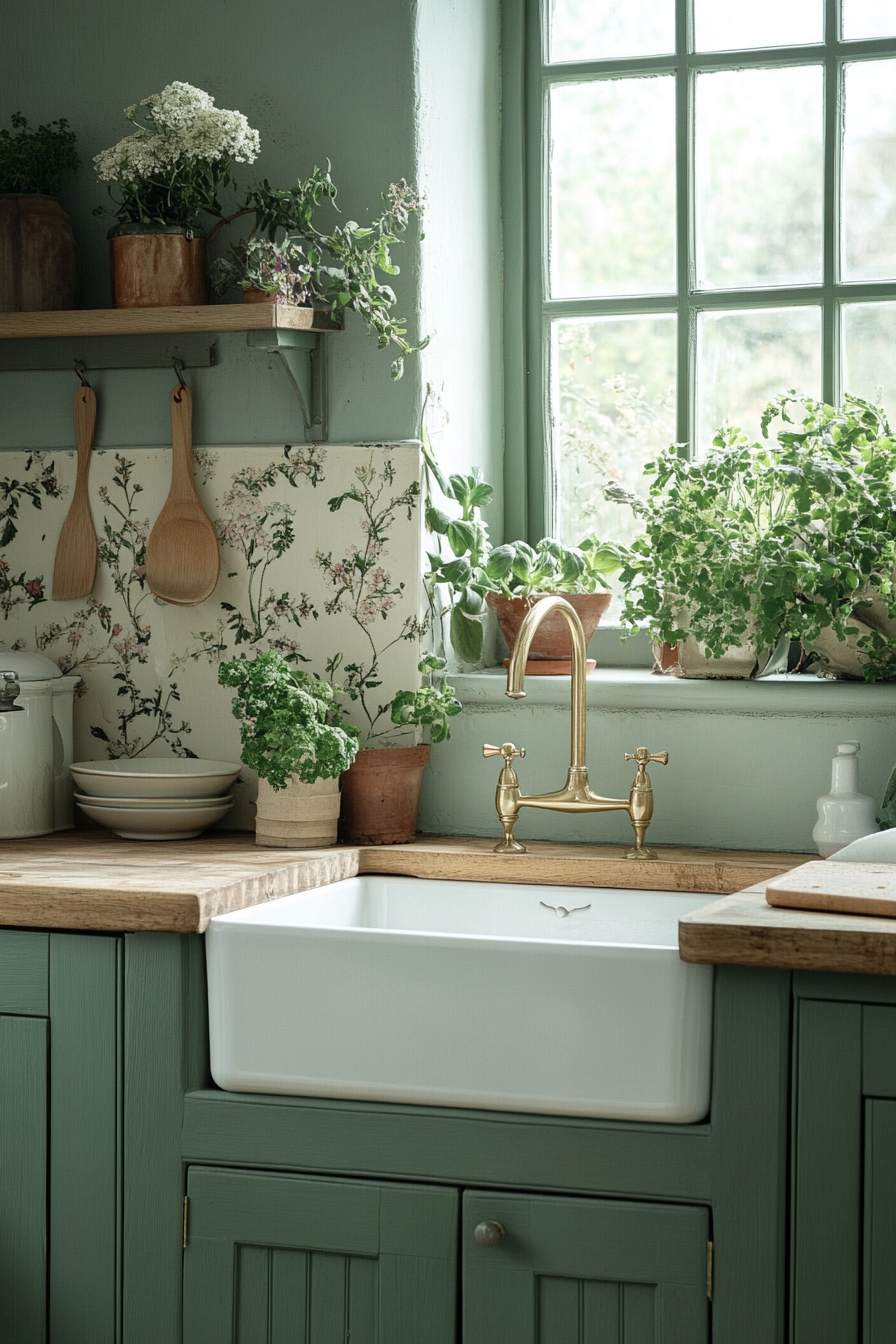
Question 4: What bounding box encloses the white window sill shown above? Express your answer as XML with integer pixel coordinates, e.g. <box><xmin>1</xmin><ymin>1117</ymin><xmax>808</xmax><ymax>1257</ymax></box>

<box><xmin>453</xmin><ymin>666</ymin><xmax>896</xmax><ymax>714</ymax></box>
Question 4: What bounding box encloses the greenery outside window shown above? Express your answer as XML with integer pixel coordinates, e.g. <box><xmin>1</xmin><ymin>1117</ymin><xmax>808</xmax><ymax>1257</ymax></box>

<box><xmin>504</xmin><ymin>0</ymin><xmax>896</xmax><ymax>626</ymax></box>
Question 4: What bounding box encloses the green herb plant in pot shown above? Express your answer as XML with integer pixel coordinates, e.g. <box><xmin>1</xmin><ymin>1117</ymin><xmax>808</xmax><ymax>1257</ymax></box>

<box><xmin>0</xmin><ymin>111</ymin><xmax>80</xmax><ymax>312</ymax></box>
<box><xmin>338</xmin><ymin>655</ymin><xmax>462</xmax><ymax>845</ymax></box>
<box><xmin>421</xmin><ymin>440</ymin><xmax>621</xmax><ymax>670</ymax></box>
<box><xmin>94</xmin><ymin>82</ymin><xmax>260</xmax><ymax>308</ymax></box>
<box><xmin>218</xmin><ymin>652</ymin><xmax>359</xmax><ymax>848</ymax></box>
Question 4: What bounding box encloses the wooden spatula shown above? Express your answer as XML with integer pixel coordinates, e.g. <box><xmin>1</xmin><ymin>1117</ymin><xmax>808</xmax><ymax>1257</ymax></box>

<box><xmin>52</xmin><ymin>385</ymin><xmax>98</xmax><ymax>600</ymax></box>
<box><xmin>145</xmin><ymin>386</ymin><xmax>219</xmax><ymax>606</ymax></box>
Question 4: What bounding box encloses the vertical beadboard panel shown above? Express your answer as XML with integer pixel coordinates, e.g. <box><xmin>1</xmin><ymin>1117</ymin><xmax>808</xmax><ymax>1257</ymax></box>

<box><xmin>0</xmin><ymin>1014</ymin><xmax>48</xmax><ymax>1344</ymax></box>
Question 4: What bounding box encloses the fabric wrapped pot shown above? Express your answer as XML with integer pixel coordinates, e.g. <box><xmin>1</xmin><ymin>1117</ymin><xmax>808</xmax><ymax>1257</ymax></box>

<box><xmin>108</xmin><ymin>223</ymin><xmax>207</xmax><ymax>308</ymax></box>
<box><xmin>254</xmin><ymin>775</ymin><xmax>340</xmax><ymax>849</ymax></box>
<box><xmin>339</xmin><ymin>745</ymin><xmax>430</xmax><ymax>845</ymax></box>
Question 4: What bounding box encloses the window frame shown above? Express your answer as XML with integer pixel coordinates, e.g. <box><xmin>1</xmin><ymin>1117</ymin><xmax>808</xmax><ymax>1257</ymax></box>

<box><xmin>502</xmin><ymin>0</ymin><xmax>896</xmax><ymax>544</ymax></box>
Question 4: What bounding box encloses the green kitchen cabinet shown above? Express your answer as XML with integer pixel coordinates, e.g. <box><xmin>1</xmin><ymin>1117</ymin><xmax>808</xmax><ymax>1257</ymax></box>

<box><xmin>0</xmin><ymin>929</ymin><xmax>121</xmax><ymax>1344</ymax></box>
<box><xmin>791</xmin><ymin>975</ymin><xmax>896</xmax><ymax>1344</ymax></box>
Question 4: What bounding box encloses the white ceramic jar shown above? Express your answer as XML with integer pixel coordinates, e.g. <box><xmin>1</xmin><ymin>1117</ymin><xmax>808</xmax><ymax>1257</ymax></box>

<box><xmin>0</xmin><ymin>651</ymin><xmax>78</xmax><ymax>838</ymax></box>
<box><xmin>812</xmin><ymin>741</ymin><xmax>879</xmax><ymax>858</ymax></box>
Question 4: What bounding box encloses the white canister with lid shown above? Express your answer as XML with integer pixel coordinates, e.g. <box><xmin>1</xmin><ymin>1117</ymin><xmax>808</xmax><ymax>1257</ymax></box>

<box><xmin>0</xmin><ymin>651</ymin><xmax>79</xmax><ymax>838</ymax></box>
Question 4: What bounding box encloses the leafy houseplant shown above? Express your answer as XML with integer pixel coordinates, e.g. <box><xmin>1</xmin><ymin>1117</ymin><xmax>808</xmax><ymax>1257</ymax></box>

<box><xmin>613</xmin><ymin>392</ymin><xmax>896</xmax><ymax>682</ymax></box>
<box><xmin>421</xmin><ymin>443</ymin><xmax>622</xmax><ymax>664</ymax></box>
<box><xmin>0</xmin><ymin>112</ymin><xmax>80</xmax><ymax>312</ymax></box>
<box><xmin>93</xmin><ymin>82</ymin><xmax>260</xmax><ymax>308</ymax></box>
<box><xmin>218</xmin><ymin>651</ymin><xmax>359</xmax><ymax>847</ymax></box>
<box><xmin>212</xmin><ymin>167</ymin><xmax>427</xmax><ymax>380</ymax></box>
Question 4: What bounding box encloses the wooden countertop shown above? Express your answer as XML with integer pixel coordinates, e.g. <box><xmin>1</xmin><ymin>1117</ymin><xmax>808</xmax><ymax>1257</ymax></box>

<box><xmin>679</xmin><ymin>880</ymin><xmax>896</xmax><ymax>977</ymax></box>
<box><xmin>0</xmin><ymin>831</ymin><xmax>811</xmax><ymax>934</ymax></box>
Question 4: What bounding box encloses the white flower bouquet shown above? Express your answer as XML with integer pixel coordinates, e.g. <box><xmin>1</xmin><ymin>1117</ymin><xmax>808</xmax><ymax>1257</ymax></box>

<box><xmin>94</xmin><ymin>82</ymin><xmax>259</xmax><ymax>232</ymax></box>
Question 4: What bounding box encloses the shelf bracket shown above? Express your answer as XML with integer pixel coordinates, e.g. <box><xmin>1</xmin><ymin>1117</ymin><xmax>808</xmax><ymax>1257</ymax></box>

<box><xmin>246</xmin><ymin>329</ymin><xmax>327</xmax><ymax>442</ymax></box>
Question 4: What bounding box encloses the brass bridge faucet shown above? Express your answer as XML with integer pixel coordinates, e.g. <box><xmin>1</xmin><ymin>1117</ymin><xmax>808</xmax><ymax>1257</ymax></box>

<box><xmin>482</xmin><ymin>595</ymin><xmax>668</xmax><ymax>859</ymax></box>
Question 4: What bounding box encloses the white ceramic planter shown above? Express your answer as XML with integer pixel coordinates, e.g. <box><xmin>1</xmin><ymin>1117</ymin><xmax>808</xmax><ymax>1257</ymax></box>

<box><xmin>254</xmin><ymin>775</ymin><xmax>340</xmax><ymax>848</ymax></box>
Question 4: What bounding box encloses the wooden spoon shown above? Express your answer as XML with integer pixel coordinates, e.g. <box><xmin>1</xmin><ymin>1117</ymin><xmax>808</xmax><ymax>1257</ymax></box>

<box><xmin>145</xmin><ymin>386</ymin><xmax>219</xmax><ymax>606</ymax></box>
<box><xmin>52</xmin><ymin>386</ymin><xmax>98</xmax><ymax>600</ymax></box>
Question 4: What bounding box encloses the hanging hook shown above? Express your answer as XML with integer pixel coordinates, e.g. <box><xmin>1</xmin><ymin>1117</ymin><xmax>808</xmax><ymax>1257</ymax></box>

<box><xmin>74</xmin><ymin>359</ymin><xmax>91</xmax><ymax>389</ymax></box>
<box><xmin>172</xmin><ymin>357</ymin><xmax>188</xmax><ymax>401</ymax></box>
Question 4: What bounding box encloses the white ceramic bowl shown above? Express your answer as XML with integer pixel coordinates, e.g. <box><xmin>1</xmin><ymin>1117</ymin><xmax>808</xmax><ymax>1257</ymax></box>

<box><xmin>71</xmin><ymin>758</ymin><xmax>242</xmax><ymax>800</ymax></box>
<box><xmin>75</xmin><ymin>796</ymin><xmax>234</xmax><ymax>840</ymax></box>
<box><xmin>73</xmin><ymin>791</ymin><xmax>233</xmax><ymax>811</ymax></box>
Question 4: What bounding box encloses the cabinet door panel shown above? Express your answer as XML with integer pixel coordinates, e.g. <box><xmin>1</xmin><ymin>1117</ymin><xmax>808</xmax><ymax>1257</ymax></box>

<box><xmin>463</xmin><ymin>1190</ymin><xmax>708</xmax><ymax>1344</ymax></box>
<box><xmin>0</xmin><ymin>1014</ymin><xmax>48</xmax><ymax>1344</ymax></box>
<box><xmin>183</xmin><ymin>1167</ymin><xmax>457</xmax><ymax>1344</ymax></box>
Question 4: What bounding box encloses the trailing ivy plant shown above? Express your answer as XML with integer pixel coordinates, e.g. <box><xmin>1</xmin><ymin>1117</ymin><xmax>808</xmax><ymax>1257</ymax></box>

<box><xmin>0</xmin><ymin>112</ymin><xmax>79</xmax><ymax>196</ymax></box>
<box><xmin>611</xmin><ymin>392</ymin><xmax>896</xmax><ymax>681</ymax></box>
<box><xmin>218</xmin><ymin>651</ymin><xmax>359</xmax><ymax>789</ymax></box>
<box><xmin>421</xmin><ymin>431</ymin><xmax>622</xmax><ymax>664</ymax></box>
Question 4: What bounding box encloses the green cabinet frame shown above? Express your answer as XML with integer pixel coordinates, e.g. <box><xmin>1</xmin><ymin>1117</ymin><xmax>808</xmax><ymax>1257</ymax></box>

<box><xmin>0</xmin><ymin>1013</ymin><xmax>48</xmax><ymax>1344</ymax></box>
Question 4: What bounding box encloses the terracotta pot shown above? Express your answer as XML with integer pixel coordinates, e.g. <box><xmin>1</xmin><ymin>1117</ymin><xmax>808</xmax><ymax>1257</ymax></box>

<box><xmin>0</xmin><ymin>194</ymin><xmax>77</xmax><ymax>311</ymax></box>
<box><xmin>339</xmin><ymin>745</ymin><xmax>431</xmax><ymax>845</ymax></box>
<box><xmin>254</xmin><ymin>774</ymin><xmax>341</xmax><ymax>848</ymax></box>
<box><xmin>487</xmin><ymin>591</ymin><xmax>611</xmax><ymax>664</ymax></box>
<box><xmin>108</xmin><ymin>224</ymin><xmax>207</xmax><ymax>308</ymax></box>
<box><xmin>242</xmin><ymin>286</ymin><xmax>278</xmax><ymax>304</ymax></box>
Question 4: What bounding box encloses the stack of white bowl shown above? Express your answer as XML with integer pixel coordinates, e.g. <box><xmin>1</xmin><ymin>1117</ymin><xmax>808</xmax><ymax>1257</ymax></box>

<box><xmin>71</xmin><ymin>759</ymin><xmax>242</xmax><ymax>840</ymax></box>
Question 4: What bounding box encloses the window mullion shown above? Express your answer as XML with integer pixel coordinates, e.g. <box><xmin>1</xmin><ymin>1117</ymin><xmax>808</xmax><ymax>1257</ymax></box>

<box><xmin>677</xmin><ymin>0</ymin><xmax>694</xmax><ymax>455</ymax></box>
<box><xmin>823</xmin><ymin>0</ymin><xmax>843</xmax><ymax>405</ymax></box>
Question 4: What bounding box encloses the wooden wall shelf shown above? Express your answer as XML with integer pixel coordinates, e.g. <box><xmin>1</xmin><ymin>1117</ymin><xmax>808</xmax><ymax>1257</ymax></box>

<box><xmin>0</xmin><ymin>305</ymin><xmax>342</xmax><ymax>440</ymax></box>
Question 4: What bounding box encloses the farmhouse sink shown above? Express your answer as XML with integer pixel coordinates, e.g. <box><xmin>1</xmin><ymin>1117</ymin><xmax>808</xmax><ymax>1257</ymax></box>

<box><xmin>206</xmin><ymin>875</ymin><xmax>715</xmax><ymax>1123</ymax></box>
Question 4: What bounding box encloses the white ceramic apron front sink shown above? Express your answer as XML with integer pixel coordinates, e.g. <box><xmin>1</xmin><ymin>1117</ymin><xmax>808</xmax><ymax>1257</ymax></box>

<box><xmin>206</xmin><ymin>876</ymin><xmax>715</xmax><ymax>1123</ymax></box>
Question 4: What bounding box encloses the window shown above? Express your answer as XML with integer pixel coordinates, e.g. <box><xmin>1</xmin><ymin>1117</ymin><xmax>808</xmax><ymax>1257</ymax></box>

<box><xmin>506</xmin><ymin>0</ymin><xmax>896</xmax><ymax>617</ymax></box>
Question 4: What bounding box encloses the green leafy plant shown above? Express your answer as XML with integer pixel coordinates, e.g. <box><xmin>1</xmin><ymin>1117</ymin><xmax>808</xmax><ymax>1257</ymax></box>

<box><xmin>93</xmin><ymin>82</ymin><xmax>259</xmax><ymax>230</ymax></box>
<box><xmin>218</xmin><ymin>651</ymin><xmax>359</xmax><ymax>789</ymax></box>
<box><xmin>212</xmin><ymin>167</ymin><xmax>427</xmax><ymax>379</ymax></box>
<box><xmin>210</xmin><ymin>236</ymin><xmax>312</xmax><ymax>305</ymax></box>
<box><xmin>421</xmin><ymin>435</ymin><xmax>622</xmax><ymax>664</ymax></box>
<box><xmin>389</xmin><ymin>655</ymin><xmax>462</xmax><ymax>744</ymax></box>
<box><xmin>612</xmin><ymin>391</ymin><xmax>896</xmax><ymax>681</ymax></box>
<box><xmin>0</xmin><ymin>112</ymin><xmax>79</xmax><ymax>196</ymax></box>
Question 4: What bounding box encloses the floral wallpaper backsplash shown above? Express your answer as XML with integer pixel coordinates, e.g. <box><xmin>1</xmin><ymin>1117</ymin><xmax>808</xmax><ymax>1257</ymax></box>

<box><xmin>0</xmin><ymin>441</ymin><xmax>425</xmax><ymax>830</ymax></box>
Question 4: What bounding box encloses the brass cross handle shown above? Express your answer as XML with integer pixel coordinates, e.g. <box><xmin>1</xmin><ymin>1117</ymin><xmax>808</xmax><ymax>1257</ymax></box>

<box><xmin>625</xmin><ymin>748</ymin><xmax>669</xmax><ymax>768</ymax></box>
<box><xmin>483</xmin><ymin>742</ymin><xmax>526</xmax><ymax>762</ymax></box>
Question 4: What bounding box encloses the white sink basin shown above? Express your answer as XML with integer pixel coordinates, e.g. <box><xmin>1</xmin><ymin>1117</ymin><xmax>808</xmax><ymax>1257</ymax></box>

<box><xmin>206</xmin><ymin>876</ymin><xmax>714</xmax><ymax>1123</ymax></box>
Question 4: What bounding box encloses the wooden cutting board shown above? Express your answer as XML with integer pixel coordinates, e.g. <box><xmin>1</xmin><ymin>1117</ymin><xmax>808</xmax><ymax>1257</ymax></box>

<box><xmin>766</xmin><ymin>860</ymin><xmax>896</xmax><ymax>919</ymax></box>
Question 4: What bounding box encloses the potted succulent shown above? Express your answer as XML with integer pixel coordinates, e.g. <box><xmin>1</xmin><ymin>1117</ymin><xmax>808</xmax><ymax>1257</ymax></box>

<box><xmin>0</xmin><ymin>111</ymin><xmax>79</xmax><ymax>312</ymax></box>
<box><xmin>210</xmin><ymin>166</ymin><xmax>427</xmax><ymax>380</ymax></box>
<box><xmin>338</xmin><ymin>654</ymin><xmax>462</xmax><ymax>845</ymax></box>
<box><xmin>218</xmin><ymin>652</ymin><xmax>359</xmax><ymax>848</ymax></box>
<box><xmin>611</xmin><ymin>392</ymin><xmax>896</xmax><ymax>681</ymax></box>
<box><xmin>422</xmin><ymin>445</ymin><xmax>621</xmax><ymax>667</ymax></box>
<box><xmin>93</xmin><ymin>81</ymin><xmax>260</xmax><ymax>307</ymax></box>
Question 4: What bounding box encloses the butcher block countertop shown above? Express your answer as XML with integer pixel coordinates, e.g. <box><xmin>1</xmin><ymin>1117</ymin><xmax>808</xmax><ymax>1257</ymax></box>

<box><xmin>0</xmin><ymin>830</ymin><xmax>812</xmax><ymax>934</ymax></box>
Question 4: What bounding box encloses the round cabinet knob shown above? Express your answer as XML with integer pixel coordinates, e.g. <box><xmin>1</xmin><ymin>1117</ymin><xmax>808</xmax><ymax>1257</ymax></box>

<box><xmin>473</xmin><ymin>1219</ymin><xmax>506</xmax><ymax>1247</ymax></box>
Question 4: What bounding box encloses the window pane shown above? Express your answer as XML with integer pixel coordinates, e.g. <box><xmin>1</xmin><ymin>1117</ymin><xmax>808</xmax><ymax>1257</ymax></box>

<box><xmin>695</xmin><ymin>67</ymin><xmax>824</xmax><ymax>290</ymax></box>
<box><xmin>694</xmin><ymin>0</ymin><xmax>822</xmax><ymax>51</ymax></box>
<box><xmin>697</xmin><ymin>307</ymin><xmax>822</xmax><ymax>453</ymax></box>
<box><xmin>553</xmin><ymin>314</ymin><xmax>677</xmax><ymax>617</ymax></box>
<box><xmin>842</xmin><ymin>60</ymin><xmax>896</xmax><ymax>282</ymax></box>
<box><xmin>549</xmin><ymin>0</ymin><xmax>674</xmax><ymax>62</ymax></box>
<box><xmin>550</xmin><ymin>78</ymin><xmax>676</xmax><ymax>298</ymax></box>
<box><xmin>842</xmin><ymin>302</ymin><xmax>896</xmax><ymax>418</ymax></box>
<box><xmin>842</xmin><ymin>1</ymin><xmax>896</xmax><ymax>40</ymax></box>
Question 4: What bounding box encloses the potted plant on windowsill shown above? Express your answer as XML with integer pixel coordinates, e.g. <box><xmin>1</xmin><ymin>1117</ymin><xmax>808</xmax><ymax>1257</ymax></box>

<box><xmin>218</xmin><ymin>652</ymin><xmax>359</xmax><ymax>848</ymax></box>
<box><xmin>93</xmin><ymin>82</ymin><xmax>260</xmax><ymax>308</ymax></box>
<box><xmin>0</xmin><ymin>111</ymin><xmax>80</xmax><ymax>312</ymax></box>
<box><xmin>421</xmin><ymin>442</ymin><xmax>622</xmax><ymax>669</ymax></box>
<box><xmin>610</xmin><ymin>391</ymin><xmax>896</xmax><ymax>681</ymax></box>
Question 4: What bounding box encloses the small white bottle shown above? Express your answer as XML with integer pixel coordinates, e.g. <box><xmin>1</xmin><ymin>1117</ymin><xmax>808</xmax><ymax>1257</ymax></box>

<box><xmin>812</xmin><ymin>742</ymin><xmax>879</xmax><ymax>858</ymax></box>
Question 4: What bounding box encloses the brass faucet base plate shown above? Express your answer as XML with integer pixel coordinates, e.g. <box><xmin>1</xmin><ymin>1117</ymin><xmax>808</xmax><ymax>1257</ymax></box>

<box><xmin>623</xmin><ymin>846</ymin><xmax>658</xmax><ymax>861</ymax></box>
<box><xmin>493</xmin><ymin>838</ymin><xmax>528</xmax><ymax>854</ymax></box>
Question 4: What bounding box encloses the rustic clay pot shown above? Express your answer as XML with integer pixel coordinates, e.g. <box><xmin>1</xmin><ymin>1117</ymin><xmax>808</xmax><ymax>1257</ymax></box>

<box><xmin>242</xmin><ymin>286</ymin><xmax>277</xmax><ymax>304</ymax></box>
<box><xmin>108</xmin><ymin>224</ymin><xmax>207</xmax><ymax>308</ymax></box>
<box><xmin>487</xmin><ymin>591</ymin><xmax>611</xmax><ymax>664</ymax></box>
<box><xmin>0</xmin><ymin>194</ymin><xmax>77</xmax><ymax>311</ymax></box>
<box><xmin>254</xmin><ymin>774</ymin><xmax>341</xmax><ymax>849</ymax></box>
<box><xmin>339</xmin><ymin>745</ymin><xmax>431</xmax><ymax>845</ymax></box>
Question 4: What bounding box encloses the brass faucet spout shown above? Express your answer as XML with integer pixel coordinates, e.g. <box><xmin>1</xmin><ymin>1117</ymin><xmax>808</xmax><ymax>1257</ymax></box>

<box><xmin>506</xmin><ymin>596</ymin><xmax>587</xmax><ymax>770</ymax></box>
